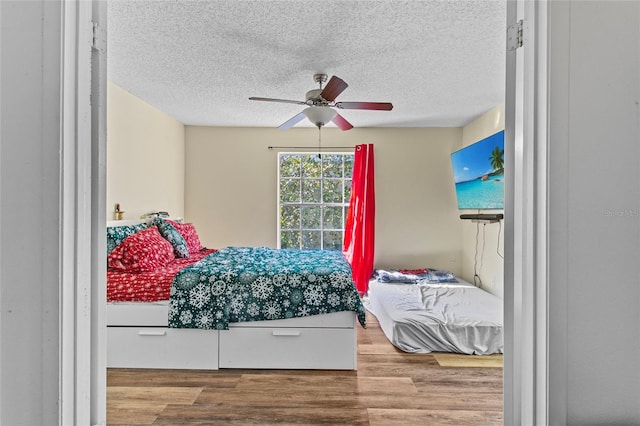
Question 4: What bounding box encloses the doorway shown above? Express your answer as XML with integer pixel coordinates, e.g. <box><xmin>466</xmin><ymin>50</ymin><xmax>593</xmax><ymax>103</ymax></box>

<box><xmin>88</xmin><ymin>1</ymin><xmax>545</xmax><ymax>424</ymax></box>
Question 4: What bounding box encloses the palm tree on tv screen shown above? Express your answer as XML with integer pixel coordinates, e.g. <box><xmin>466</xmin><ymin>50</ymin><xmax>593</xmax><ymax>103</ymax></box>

<box><xmin>489</xmin><ymin>146</ymin><xmax>504</xmax><ymax>174</ymax></box>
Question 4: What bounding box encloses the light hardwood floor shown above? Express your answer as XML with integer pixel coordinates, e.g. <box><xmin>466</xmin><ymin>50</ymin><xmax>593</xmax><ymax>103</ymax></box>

<box><xmin>107</xmin><ymin>312</ymin><xmax>503</xmax><ymax>425</ymax></box>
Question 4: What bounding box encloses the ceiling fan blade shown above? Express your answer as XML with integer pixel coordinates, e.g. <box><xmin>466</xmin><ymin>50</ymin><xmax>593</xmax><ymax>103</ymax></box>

<box><xmin>331</xmin><ymin>113</ymin><xmax>354</xmax><ymax>131</ymax></box>
<box><xmin>278</xmin><ymin>111</ymin><xmax>306</xmax><ymax>130</ymax></box>
<box><xmin>320</xmin><ymin>76</ymin><xmax>348</xmax><ymax>102</ymax></box>
<box><xmin>249</xmin><ymin>97</ymin><xmax>306</xmax><ymax>105</ymax></box>
<box><xmin>335</xmin><ymin>101</ymin><xmax>394</xmax><ymax>111</ymax></box>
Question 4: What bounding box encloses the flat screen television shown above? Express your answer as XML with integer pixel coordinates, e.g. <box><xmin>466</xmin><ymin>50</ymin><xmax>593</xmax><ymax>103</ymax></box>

<box><xmin>450</xmin><ymin>130</ymin><xmax>504</xmax><ymax>210</ymax></box>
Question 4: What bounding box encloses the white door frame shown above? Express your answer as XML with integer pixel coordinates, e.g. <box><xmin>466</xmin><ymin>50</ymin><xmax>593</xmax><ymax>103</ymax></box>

<box><xmin>504</xmin><ymin>0</ymin><xmax>549</xmax><ymax>424</ymax></box>
<box><xmin>90</xmin><ymin>0</ymin><xmax>108</xmax><ymax>424</ymax></box>
<box><xmin>60</xmin><ymin>1</ymin><xmax>107</xmax><ymax>424</ymax></box>
<box><xmin>67</xmin><ymin>1</ymin><xmax>553</xmax><ymax>424</ymax></box>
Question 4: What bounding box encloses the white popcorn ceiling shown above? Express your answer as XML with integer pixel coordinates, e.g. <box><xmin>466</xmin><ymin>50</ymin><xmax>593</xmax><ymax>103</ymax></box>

<box><xmin>108</xmin><ymin>0</ymin><xmax>506</xmax><ymax>128</ymax></box>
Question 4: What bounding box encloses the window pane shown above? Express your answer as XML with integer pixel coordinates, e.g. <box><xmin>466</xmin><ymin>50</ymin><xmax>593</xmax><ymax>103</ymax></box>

<box><xmin>344</xmin><ymin>155</ymin><xmax>354</xmax><ymax>178</ymax></box>
<box><xmin>280</xmin><ymin>154</ymin><xmax>301</xmax><ymax>177</ymax></box>
<box><xmin>280</xmin><ymin>178</ymin><xmax>300</xmax><ymax>203</ymax></box>
<box><xmin>301</xmin><ymin>231</ymin><xmax>321</xmax><ymax>250</ymax></box>
<box><xmin>301</xmin><ymin>179</ymin><xmax>321</xmax><ymax>203</ymax></box>
<box><xmin>281</xmin><ymin>231</ymin><xmax>301</xmax><ymax>249</ymax></box>
<box><xmin>322</xmin><ymin>179</ymin><xmax>343</xmax><ymax>203</ymax></box>
<box><xmin>323</xmin><ymin>231</ymin><xmax>343</xmax><ymax>251</ymax></box>
<box><xmin>323</xmin><ymin>206</ymin><xmax>343</xmax><ymax>229</ymax></box>
<box><xmin>280</xmin><ymin>205</ymin><xmax>300</xmax><ymax>230</ymax></box>
<box><xmin>322</xmin><ymin>155</ymin><xmax>343</xmax><ymax>178</ymax></box>
<box><xmin>301</xmin><ymin>206</ymin><xmax>321</xmax><ymax>229</ymax></box>
<box><xmin>301</xmin><ymin>155</ymin><xmax>322</xmax><ymax>178</ymax></box>
<box><xmin>343</xmin><ymin>179</ymin><xmax>352</xmax><ymax>203</ymax></box>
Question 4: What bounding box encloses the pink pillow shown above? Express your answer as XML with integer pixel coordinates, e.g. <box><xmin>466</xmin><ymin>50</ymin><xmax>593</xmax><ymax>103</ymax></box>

<box><xmin>108</xmin><ymin>226</ymin><xmax>175</xmax><ymax>272</ymax></box>
<box><xmin>167</xmin><ymin>220</ymin><xmax>203</xmax><ymax>255</ymax></box>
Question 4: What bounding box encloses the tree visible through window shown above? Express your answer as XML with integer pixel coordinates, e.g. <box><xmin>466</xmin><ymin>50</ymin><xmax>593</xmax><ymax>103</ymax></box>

<box><xmin>278</xmin><ymin>153</ymin><xmax>354</xmax><ymax>250</ymax></box>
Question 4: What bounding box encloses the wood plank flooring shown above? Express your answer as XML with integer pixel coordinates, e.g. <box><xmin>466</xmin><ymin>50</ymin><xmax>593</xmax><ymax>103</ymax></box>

<box><xmin>107</xmin><ymin>312</ymin><xmax>503</xmax><ymax>425</ymax></box>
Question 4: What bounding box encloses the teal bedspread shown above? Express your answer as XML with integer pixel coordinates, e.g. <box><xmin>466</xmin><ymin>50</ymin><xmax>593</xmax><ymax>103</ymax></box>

<box><xmin>168</xmin><ymin>247</ymin><xmax>366</xmax><ymax>330</ymax></box>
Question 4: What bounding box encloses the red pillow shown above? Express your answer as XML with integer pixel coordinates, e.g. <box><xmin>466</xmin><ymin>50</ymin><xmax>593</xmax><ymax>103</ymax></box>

<box><xmin>167</xmin><ymin>220</ymin><xmax>203</xmax><ymax>254</ymax></box>
<box><xmin>108</xmin><ymin>226</ymin><xmax>175</xmax><ymax>272</ymax></box>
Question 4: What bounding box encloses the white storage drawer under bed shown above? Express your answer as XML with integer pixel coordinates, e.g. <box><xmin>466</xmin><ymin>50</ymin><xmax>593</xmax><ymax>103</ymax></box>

<box><xmin>107</xmin><ymin>327</ymin><xmax>219</xmax><ymax>370</ymax></box>
<box><xmin>219</xmin><ymin>326</ymin><xmax>357</xmax><ymax>370</ymax></box>
<box><xmin>107</xmin><ymin>310</ymin><xmax>358</xmax><ymax>370</ymax></box>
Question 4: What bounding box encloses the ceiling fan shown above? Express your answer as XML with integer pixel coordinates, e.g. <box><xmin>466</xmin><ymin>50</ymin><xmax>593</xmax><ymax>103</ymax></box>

<box><xmin>249</xmin><ymin>74</ymin><xmax>393</xmax><ymax>131</ymax></box>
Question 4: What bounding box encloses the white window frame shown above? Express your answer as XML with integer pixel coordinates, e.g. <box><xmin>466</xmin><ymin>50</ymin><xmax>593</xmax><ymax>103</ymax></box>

<box><xmin>277</xmin><ymin>152</ymin><xmax>354</xmax><ymax>250</ymax></box>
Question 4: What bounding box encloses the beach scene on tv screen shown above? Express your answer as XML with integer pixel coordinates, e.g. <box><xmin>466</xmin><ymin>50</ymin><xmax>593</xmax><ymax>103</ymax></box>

<box><xmin>451</xmin><ymin>131</ymin><xmax>504</xmax><ymax>210</ymax></box>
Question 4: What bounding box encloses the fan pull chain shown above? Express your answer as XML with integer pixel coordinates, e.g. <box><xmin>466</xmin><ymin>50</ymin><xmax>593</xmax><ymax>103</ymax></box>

<box><xmin>318</xmin><ymin>126</ymin><xmax>322</xmax><ymax>159</ymax></box>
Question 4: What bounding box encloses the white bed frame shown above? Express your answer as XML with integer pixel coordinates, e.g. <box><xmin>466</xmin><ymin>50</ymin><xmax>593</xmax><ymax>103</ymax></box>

<box><xmin>106</xmin><ymin>220</ymin><xmax>358</xmax><ymax>370</ymax></box>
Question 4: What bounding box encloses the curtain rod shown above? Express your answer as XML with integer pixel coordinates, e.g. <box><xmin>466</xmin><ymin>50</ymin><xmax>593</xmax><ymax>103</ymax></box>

<box><xmin>267</xmin><ymin>146</ymin><xmax>355</xmax><ymax>150</ymax></box>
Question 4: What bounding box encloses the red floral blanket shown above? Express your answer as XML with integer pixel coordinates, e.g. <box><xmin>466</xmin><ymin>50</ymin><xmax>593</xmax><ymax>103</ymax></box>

<box><xmin>107</xmin><ymin>249</ymin><xmax>217</xmax><ymax>302</ymax></box>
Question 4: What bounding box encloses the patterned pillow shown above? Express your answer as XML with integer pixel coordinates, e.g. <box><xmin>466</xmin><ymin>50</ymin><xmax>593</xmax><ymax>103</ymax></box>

<box><xmin>107</xmin><ymin>226</ymin><xmax>175</xmax><ymax>272</ymax></box>
<box><xmin>152</xmin><ymin>218</ymin><xmax>190</xmax><ymax>258</ymax></box>
<box><xmin>106</xmin><ymin>223</ymin><xmax>148</xmax><ymax>255</ymax></box>
<box><xmin>167</xmin><ymin>220</ymin><xmax>203</xmax><ymax>254</ymax></box>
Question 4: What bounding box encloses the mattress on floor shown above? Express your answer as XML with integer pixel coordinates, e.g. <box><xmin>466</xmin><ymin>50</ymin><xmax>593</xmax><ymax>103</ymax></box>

<box><xmin>365</xmin><ymin>278</ymin><xmax>503</xmax><ymax>354</ymax></box>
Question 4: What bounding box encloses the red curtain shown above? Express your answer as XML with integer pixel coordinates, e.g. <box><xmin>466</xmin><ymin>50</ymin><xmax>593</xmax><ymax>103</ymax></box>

<box><xmin>343</xmin><ymin>144</ymin><xmax>375</xmax><ymax>295</ymax></box>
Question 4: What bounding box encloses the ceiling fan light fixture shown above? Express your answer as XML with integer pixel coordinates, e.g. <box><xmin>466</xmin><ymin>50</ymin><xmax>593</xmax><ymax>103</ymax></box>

<box><xmin>250</xmin><ymin>75</ymin><xmax>392</xmax><ymax>130</ymax></box>
<box><xmin>303</xmin><ymin>106</ymin><xmax>336</xmax><ymax>128</ymax></box>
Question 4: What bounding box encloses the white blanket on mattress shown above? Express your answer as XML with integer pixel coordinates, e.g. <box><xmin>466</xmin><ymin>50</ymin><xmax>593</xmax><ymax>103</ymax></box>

<box><xmin>365</xmin><ymin>279</ymin><xmax>503</xmax><ymax>354</ymax></box>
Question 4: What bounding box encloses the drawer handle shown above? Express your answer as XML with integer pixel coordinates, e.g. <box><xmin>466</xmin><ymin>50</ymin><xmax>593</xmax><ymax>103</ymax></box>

<box><xmin>137</xmin><ymin>330</ymin><xmax>167</xmax><ymax>337</ymax></box>
<box><xmin>272</xmin><ymin>330</ymin><xmax>301</xmax><ymax>337</ymax></box>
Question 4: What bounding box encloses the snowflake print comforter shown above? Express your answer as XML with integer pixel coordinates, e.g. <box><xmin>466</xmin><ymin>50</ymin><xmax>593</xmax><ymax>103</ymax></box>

<box><xmin>168</xmin><ymin>246</ymin><xmax>366</xmax><ymax>330</ymax></box>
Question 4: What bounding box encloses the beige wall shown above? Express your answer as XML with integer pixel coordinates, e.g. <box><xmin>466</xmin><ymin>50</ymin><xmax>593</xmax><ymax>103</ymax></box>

<box><xmin>460</xmin><ymin>104</ymin><xmax>505</xmax><ymax>298</ymax></box>
<box><xmin>106</xmin><ymin>81</ymin><xmax>185</xmax><ymax>221</ymax></box>
<box><xmin>184</xmin><ymin>126</ymin><xmax>464</xmax><ymax>274</ymax></box>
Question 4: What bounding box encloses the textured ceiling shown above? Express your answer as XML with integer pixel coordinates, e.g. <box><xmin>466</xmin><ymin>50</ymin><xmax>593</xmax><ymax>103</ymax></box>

<box><xmin>107</xmin><ymin>0</ymin><xmax>506</xmax><ymax>128</ymax></box>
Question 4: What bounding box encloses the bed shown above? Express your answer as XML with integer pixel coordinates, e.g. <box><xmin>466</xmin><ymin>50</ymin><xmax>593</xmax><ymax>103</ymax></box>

<box><xmin>364</xmin><ymin>269</ymin><xmax>503</xmax><ymax>354</ymax></box>
<box><xmin>106</xmin><ymin>218</ymin><xmax>366</xmax><ymax>370</ymax></box>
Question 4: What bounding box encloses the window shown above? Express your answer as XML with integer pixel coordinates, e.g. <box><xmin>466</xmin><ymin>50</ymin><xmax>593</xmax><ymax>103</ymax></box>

<box><xmin>278</xmin><ymin>153</ymin><xmax>354</xmax><ymax>250</ymax></box>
